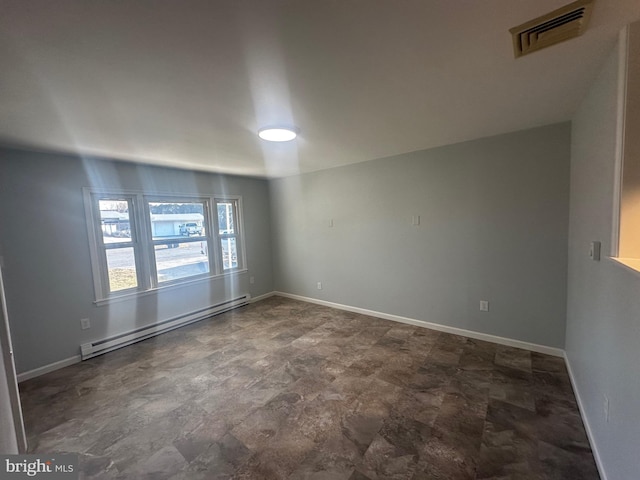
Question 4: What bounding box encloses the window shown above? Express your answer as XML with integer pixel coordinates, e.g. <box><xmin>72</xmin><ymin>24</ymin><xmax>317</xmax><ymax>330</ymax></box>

<box><xmin>96</xmin><ymin>197</ymin><xmax>141</xmax><ymax>293</ymax></box>
<box><xmin>147</xmin><ymin>200</ymin><xmax>210</xmax><ymax>284</ymax></box>
<box><xmin>83</xmin><ymin>189</ymin><xmax>246</xmax><ymax>302</ymax></box>
<box><xmin>217</xmin><ymin>199</ymin><xmax>241</xmax><ymax>270</ymax></box>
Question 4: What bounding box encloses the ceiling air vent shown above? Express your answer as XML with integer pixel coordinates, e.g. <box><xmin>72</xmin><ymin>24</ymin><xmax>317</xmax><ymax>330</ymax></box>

<box><xmin>510</xmin><ymin>0</ymin><xmax>594</xmax><ymax>58</ymax></box>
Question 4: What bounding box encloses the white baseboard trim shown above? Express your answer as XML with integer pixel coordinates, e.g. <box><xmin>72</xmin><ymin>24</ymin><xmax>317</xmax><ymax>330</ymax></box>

<box><xmin>17</xmin><ymin>355</ymin><xmax>81</xmax><ymax>383</ymax></box>
<box><xmin>17</xmin><ymin>292</ymin><xmax>564</xmax><ymax>383</ymax></box>
<box><xmin>273</xmin><ymin>292</ymin><xmax>565</xmax><ymax>357</ymax></box>
<box><xmin>250</xmin><ymin>291</ymin><xmax>276</xmax><ymax>303</ymax></box>
<box><xmin>564</xmin><ymin>353</ymin><xmax>608</xmax><ymax>480</ymax></box>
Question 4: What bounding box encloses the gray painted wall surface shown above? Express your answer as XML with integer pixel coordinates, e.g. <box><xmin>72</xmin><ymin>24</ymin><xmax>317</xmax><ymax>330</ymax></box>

<box><xmin>566</xmin><ymin>34</ymin><xmax>640</xmax><ymax>479</ymax></box>
<box><xmin>270</xmin><ymin>124</ymin><xmax>571</xmax><ymax>348</ymax></box>
<box><xmin>0</xmin><ymin>148</ymin><xmax>273</xmax><ymax>374</ymax></box>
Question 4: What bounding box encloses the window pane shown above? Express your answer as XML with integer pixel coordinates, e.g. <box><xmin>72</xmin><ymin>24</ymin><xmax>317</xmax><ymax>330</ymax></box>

<box><xmin>148</xmin><ymin>202</ymin><xmax>205</xmax><ymax>239</ymax></box>
<box><xmin>221</xmin><ymin>237</ymin><xmax>238</xmax><ymax>270</ymax></box>
<box><xmin>155</xmin><ymin>241</ymin><xmax>210</xmax><ymax>283</ymax></box>
<box><xmin>99</xmin><ymin>200</ymin><xmax>131</xmax><ymax>244</ymax></box>
<box><xmin>217</xmin><ymin>201</ymin><xmax>235</xmax><ymax>234</ymax></box>
<box><xmin>106</xmin><ymin>247</ymin><xmax>138</xmax><ymax>291</ymax></box>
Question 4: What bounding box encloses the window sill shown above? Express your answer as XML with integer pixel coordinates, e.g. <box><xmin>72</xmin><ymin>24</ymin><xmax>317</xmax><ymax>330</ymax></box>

<box><xmin>609</xmin><ymin>257</ymin><xmax>640</xmax><ymax>278</ymax></box>
<box><xmin>93</xmin><ymin>269</ymin><xmax>248</xmax><ymax>306</ymax></box>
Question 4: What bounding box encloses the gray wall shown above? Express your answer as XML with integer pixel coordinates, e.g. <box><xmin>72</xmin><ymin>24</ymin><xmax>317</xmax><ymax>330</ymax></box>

<box><xmin>270</xmin><ymin>124</ymin><xmax>571</xmax><ymax>348</ymax></box>
<box><xmin>566</xmin><ymin>32</ymin><xmax>640</xmax><ymax>479</ymax></box>
<box><xmin>0</xmin><ymin>148</ymin><xmax>273</xmax><ymax>374</ymax></box>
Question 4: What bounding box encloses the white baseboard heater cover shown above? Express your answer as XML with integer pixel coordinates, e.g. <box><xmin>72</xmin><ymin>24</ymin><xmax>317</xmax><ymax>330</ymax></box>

<box><xmin>80</xmin><ymin>294</ymin><xmax>251</xmax><ymax>360</ymax></box>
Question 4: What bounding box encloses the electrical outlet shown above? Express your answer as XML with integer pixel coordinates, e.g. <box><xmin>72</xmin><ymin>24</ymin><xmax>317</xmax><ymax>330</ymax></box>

<box><xmin>249</xmin><ymin>276</ymin><xmax>255</xmax><ymax>284</ymax></box>
<box><xmin>604</xmin><ymin>395</ymin><xmax>610</xmax><ymax>422</ymax></box>
<box><xmin>317</xmin><ymin>282</ymin><xmax>322</xmax><ymax>290</ymax></box>
<box><xmin>80</xmin><ymin>318</ymin><xmax>91</xmax><ymax>330</ymax></box>
<box><xmin>479</xmin><ymin>301</ymin><xmax>489</xmax><ymax>312</ymax></box>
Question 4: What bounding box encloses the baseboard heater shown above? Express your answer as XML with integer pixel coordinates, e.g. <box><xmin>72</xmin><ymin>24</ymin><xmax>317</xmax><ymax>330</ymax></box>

<box><xmin>80</xmin><ymin>294</ymin><xmax>251</xmax><ymax>360</ymax></box>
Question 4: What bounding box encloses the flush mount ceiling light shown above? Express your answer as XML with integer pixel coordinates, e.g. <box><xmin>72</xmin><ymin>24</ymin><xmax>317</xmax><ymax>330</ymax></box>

<box><xmin>258</xmin><ymin>126</ymin><xmax>298</xmax><ymax>142</ymax></box>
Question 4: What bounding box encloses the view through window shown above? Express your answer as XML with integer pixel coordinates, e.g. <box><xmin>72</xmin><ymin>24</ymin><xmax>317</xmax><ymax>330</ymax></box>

<box><xmin>148</xmin><ymin>201</ymin><xmax>210</xmax><ymax>283</ymax></box>
<box><xmin>98</xmin><ymin>198</ymin><xmax>138</xmax><ymax>292</ymax></box>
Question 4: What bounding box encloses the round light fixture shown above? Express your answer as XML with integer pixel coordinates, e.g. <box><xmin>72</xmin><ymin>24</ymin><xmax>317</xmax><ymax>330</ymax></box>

<box><xmin>258</xmin><ymin>126</ymin><xmax>298</xmax><ymax>142</ymax></box>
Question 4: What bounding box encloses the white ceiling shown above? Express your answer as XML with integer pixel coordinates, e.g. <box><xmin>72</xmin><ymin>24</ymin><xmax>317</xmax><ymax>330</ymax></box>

<box><xmin>1</xmin><ymin>0</ymin><xmax>638</xmax><ymax>178</ymax></box>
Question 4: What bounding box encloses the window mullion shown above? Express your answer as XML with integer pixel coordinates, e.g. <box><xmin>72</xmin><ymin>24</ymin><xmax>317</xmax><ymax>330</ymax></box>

<box><xmin>92</xmin><ymin>195</ymin><xmax>111</xmax><ymax>297</ymax></box>
<box><xmin>203</xmin><ymin>200</ymin><xmax>216</xmax><ymax>275</ymax></box>
<box><xmin>128</xmin><ymin>196</ymin><xmax>146</xmax><ymax>292</ymax></box>
<box><xmin>135</xmin><ymin>194</ymin><xmax>155</xmax><ymax>290</ymax></box>
<box><xmin>231</xmin><ymin>201</ymin><xmax>242</xmax><ymax>270</ymax></box>
<box><xmin>211</xmin><ymin>198</ymin><xmax>223</xmax><ymax>274</ymax></box>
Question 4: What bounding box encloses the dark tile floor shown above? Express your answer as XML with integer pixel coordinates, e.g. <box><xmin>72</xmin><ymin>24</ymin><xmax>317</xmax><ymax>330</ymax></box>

<box><xmin>19</xmin><ymin>296</ymin><xmax>599</xmax><ymax>479</ymax></box>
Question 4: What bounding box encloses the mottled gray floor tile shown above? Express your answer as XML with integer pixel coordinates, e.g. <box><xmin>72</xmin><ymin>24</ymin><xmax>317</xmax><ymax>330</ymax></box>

<box><xmin>538</xmin><ymin>440</ymin><xmax>599</xmax><ymax>480</ymax></box>
<box><xmin>344</xmin><ymin>356</ymin><xmax>385</xmax><ymax>378</ymax></box>
<box><xmin>360</xmin><ymin>434</ymin><xmax>418</xmax><ymax>480</ymax></box>
<box><xmin>125</xmin><ymin>445</ymin><xmax>187</xmax><ymax>480</ymax></box>
<box><xmin>531</xmin><ymin>370</ymin><xmax>574</xmax><ymax>399</ymax></box>
<box><xmin>231</xmin><ymin>392</ymin><xmax>305</xmax><ymax>451</ymax></box>
<box><xmin>531</xmin><ymin>352</ymin><xmax>568</xmax><ymax>374</ymax></box>
<box><xmin>494</xmin><ymin>346</ymin><xmax>533</xmax><ymax>372</ymax></box>
<box><xmin>232</xmin><ymin>435</ymin><xmax>316</xmax><ymax>479</ymax></box>
<box><xmin>176</xmin><ymin>432</ymin><xmax>250</xmax><ymax>479</ymax></box>
<box><xmin>459</xmin><ymin>350</ymin><xmax>495</xmax><ymax>371</ymax></box>
<box><xmin>410</xmin><ymin>363</ymin><xmax>456</xmax><ymax>390</ymax></box>
<box><xmin>490</xmin><ymin>382</ymin><xmax>536</xmax><ymax>412</ymax></box>
<box><xmin>20</xmin><ymin>297</ymin><xmax>598</xmax><ymax>479</ymax></box>
<box><xmin>289</xmin><ymin>463</ymin><xmax>355</xmax><ymax>480</ymax></box>
<box><xmin>376</xmin><ymin>353</ymin><xmax>423</xmax><ymax>388</ymax></box>
<box><xmin>426</xmin><ymin>347</ymin><xmax>462</xmax><ymax>366</ymax></box>
<box><xmin>414</xmin><ymin>429</ymin><xmax>482</xmax><ymax>478</ymax></box>
<box><xmin>486</xmin><ymin>399</ymin><xmax>540</xmax><ymax>441</ymax></box>
<box><xmin>341</xmin><ymin>412</ymin><xmax>385</xmax><ymax>456</ymax></box>
<box><xmin>378</xmin><ymin>411</ymin><xmax>431</xmax><ymax>458</ymax></box>
<box><xmin>172</xmin><ymin>416</ymin><xmax>230</xmax><ymax>463</ymax></box>
<box><xmin>386</xmin><ymin>326</ymin><xmax>417</xmax><ymax>340</ymax></box>
<box><xmin>349</xmin><ymin>471</ymin><xmax>373</xmax><ymax>480</ymax></box>
<box><xmin>77</xmin><ymin>453</ymin><xmax>119</xmax><ymax>479</ymax></box>
<box><xmin>476</xmin><ymin>421</ymin><xmax>540</xmax><ymax>479</ymax></box>
<box><xmin>284</xmin><ymin>374</ymin><xmax>334</xmax><ymax>402</ymax></box>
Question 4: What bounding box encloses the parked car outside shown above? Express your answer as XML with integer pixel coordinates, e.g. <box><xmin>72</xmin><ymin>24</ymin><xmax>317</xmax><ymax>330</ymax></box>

<box><xmin>179</xmin><ymin>222</ymin><xmax>202</xmax><ymax>236</ymax></box>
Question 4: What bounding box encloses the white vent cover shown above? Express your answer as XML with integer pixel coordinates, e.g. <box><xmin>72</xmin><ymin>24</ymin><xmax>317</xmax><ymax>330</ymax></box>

<box><xmin>510</xmin><ymin>0</ymin><xmax>594</xmax><ymax>58</ymax></box>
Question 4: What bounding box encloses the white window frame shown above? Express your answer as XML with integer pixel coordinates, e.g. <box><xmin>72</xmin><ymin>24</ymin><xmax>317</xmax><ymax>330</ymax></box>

<box><xmin>83</xmin><ymin>188</ymin><xmax>247</xmax><ymax>305</ymax></box>
<box><xmin>145</xmin><ymin>196</ymin><xmax>213</xmax><ymax>289</ymax></box>
<box><xmin>213</xmin><ymin>197</ymin><xmax>245</xmax><ymax>272</ymax></box>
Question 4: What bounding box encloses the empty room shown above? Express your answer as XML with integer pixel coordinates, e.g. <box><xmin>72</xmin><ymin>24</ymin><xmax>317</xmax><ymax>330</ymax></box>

<box><xmin>1</xmin><ymin>1</ymin><xmax>639</xmax><ymax>479</ymax></box>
